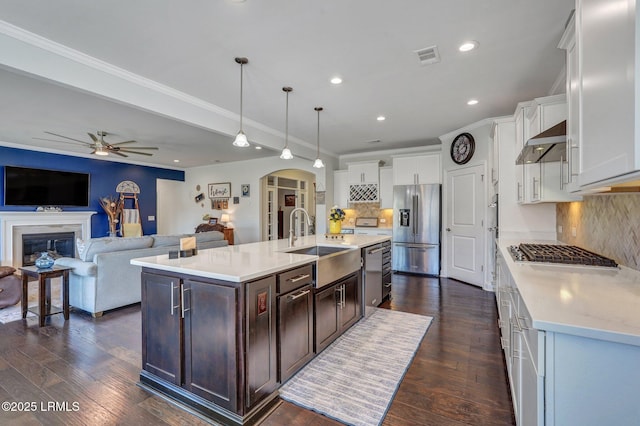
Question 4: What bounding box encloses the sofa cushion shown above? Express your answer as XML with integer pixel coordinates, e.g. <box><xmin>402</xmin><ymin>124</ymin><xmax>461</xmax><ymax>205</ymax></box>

<box><xmin>151</xmin><ymin>234</ymin><xmax>182</xmax><ymax>248</ymax></box>
<box><xmin>194</xmin><ymin>231</ymin><xmax>224</xmax><ymax>243</ymax></box>
<box><xmin>76</xmin><ymin>236</ymin><xmax>154</xmax><ymax>261</ymax></box>
<box><xmin>0</xmin><ymin>266</ymin><xmax>16</xmax><ymax>279</ymax></box>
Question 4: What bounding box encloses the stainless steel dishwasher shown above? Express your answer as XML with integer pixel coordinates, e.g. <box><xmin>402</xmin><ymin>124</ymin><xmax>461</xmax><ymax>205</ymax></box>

<box><xmin>363</xmin><ymin>243</ymin><xmax>384</xmax><ymax>317</ymax></box>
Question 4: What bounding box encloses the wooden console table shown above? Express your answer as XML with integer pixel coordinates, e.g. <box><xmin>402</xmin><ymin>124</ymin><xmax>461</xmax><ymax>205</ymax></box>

<box><xmin>20</xmin><ymin>265</ymin><xmax>71</xmax><ymax>327</ymax></box>
<box><xmin>223</xmin><ymin>227</ymin><xmax>234</xmax><ymax>245</ymax></box>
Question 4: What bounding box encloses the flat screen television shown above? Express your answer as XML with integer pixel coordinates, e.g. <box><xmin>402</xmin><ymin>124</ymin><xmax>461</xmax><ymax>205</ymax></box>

<box><xmin>3</xmin><ymin>165</ymin><xmax>90</xmax><ymax>207</ymax></box>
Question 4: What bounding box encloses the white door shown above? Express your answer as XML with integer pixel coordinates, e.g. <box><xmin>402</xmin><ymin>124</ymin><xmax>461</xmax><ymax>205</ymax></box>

<box><xmin>446</xmin><ymin>164</ymin><xmax>485</xmax><ymax>286</ymax></box>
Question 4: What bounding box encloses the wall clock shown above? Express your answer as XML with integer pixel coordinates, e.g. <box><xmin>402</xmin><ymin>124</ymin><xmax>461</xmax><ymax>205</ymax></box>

<box><xmin>450</xmin><ymin>132</ymin><xmax>475</xmax><ymax>165</ymax></box>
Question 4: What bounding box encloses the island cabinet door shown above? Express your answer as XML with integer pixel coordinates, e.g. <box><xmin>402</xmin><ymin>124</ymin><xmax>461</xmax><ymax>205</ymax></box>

<box><xmin>141</xmin><ymin>272</ymin><xmax>181</xmax><ymax>386</ymax></box>
<box><xmin>183</xmin><ymin>279</ymin><xmax>239</xmax><ymax>412</ymax></box>
<box><xmin>314</xmin><ymin>283</ymin><xmax>340</xmax><ymax>353</ymax></box>
<box><xmin>339</xmin><ymin>273</ymin><xmax>361</xmax><ymax>330</ymax></box>
<box><xmin>245</xmin><ymin>275</ymin><xmax>278</xmax><ymax>410</ymax></box>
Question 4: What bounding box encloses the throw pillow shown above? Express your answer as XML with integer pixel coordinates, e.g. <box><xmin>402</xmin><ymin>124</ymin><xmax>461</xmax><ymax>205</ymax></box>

<box><xmin>0</xmin><ymin>266</ymin><xmax>16</xmax><ymax>279</ymax></box>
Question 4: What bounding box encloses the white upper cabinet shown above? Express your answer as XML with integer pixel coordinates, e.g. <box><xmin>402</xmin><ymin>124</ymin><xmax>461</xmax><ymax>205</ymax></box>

<box><xmin>515</xmin><ymin>96</ymin><xmax>581</xmax><ymax>204</ymax></box>
<box><xmin>558</xmin><ymin>12</ymin><xmax>581</xmax><ymax>193</ymax></box>
<box><xmin>378</xmin><ymin>167</ymin><xmax>393</xmax><ymax>209</ymax></box>
<box><xmin>392</xmin><ymin>153</ymin><xmax>441</xmax><ymax>185</ymax></box>
<box><xmin>333</xmin><ymin>170</ymin><xmax>349</xmax><ymax>208</ymax></box>
<box><xmin>514</xmin><ymin>105</ymin><xmax>530</xmax><ymax>203</ymax></box>
<box><xmin>347</xmin><ymin>161</ymin><xmax>379</xmax><ymax>202</ymax></box>
<box><xmin>347</xmin><ymin>161</ymin><xmax>379</xmax><ymax>184</ymax></box>
<box><xmin>579</xmin><ymin>0</ymin><xmax>640</xmax><ymax>187</ymax></box>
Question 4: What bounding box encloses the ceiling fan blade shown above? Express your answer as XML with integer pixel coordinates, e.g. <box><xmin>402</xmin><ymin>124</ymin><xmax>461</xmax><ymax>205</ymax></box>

<box><xmin>88</xmin><ymin>133</ymin><xmax>99</xmax><ymax>142</ymax></box>
<box><xmin>119</xmin><ymin>146</ymin><xmax>158</xmax><ymax>150</ymax></box>
<box><xmin>118</xmin><ymin>149</ymin><xmax>154</xmax><ymax>156</ymax></box>
<box><xmin>44</xmin><ymin>131</ymin><xmax>93</xmax><ymax>146</ymax></box>
<box><xmin>111</xmin><ymin>140</ymin><xmax>137</xmax><ymax>146</ymax></box>
<box><xmin>34</xmin><ymin>137</ymin><xmax>91</xmax><ymax>147</ymax></box>
<box><xmin>109</xmin><ymin>149</ymin><xmax>128</xmax><ymax>157</ymax></box>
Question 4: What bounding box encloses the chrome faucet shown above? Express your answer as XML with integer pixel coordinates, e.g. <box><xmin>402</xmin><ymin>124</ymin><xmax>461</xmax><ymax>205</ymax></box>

<box><xmin>289</xmin><ymin>207</ymin><xmax>313</xmax><ymax>246</ymax></box>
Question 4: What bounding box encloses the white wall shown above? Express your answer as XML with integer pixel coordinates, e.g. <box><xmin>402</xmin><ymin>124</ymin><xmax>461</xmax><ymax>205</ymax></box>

<box><xmin>439</xmin><ymin>120</ymin><xmax>492</xmax><ymax>288</ymax></box>
<box><xmin>157</xmin><ymin>178</ymin><xmax>185</xmax><ymax>235</ymax></box>
<box><xmin>159</xmin><ymin>155</ymin><xmax>332</xmax><ymax>244</ymax></box>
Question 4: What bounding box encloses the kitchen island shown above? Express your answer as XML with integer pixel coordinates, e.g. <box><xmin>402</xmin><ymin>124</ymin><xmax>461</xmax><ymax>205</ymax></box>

<box><xmin>131</xmin><ymin>234</ymin><xmax>390</xmax><ymax>426</ymax></box>
<box><xmin>496</xmin><ymin>240</ymin><xmax>640</xmax><ymax>426</ymax></box>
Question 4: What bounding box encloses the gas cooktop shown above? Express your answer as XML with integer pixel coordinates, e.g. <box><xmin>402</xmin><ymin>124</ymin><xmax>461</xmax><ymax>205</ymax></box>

<box><xmin>509</xmin><ymin>243</ymin><xmax>618</xmax><ymax>267</ymax></box>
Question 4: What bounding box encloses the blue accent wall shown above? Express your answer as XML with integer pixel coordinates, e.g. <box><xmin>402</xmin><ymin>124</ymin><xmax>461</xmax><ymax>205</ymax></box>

<box><xmin>0</xmin><ymin>146</ymin><xmax>184</xmax><ymax>237</ymax></box>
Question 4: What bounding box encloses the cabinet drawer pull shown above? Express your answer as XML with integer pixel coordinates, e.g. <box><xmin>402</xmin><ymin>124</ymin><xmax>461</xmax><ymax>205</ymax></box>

<box><xmin>288</xmin><ymin>273</ymin><xmax>311</xmax><ymax>283</ymax></box>
<box><xmin>288</xmin><ymin>289</ymin><xmax>310</xmax><ymax>301</ymax></box>
<box><xmin>368</xmin><ymin>247</ymin><xmax>385</xmax><ymax>254</ymax></box>
<box><xmin>181</xmin><ymin>287</ymin><xmax>191</xmax><ymax>318</ymax></box>
<box><xmin>170</xmin><ymin>281</ymin><xmax>179</xmax><ymax>316</ymax></box>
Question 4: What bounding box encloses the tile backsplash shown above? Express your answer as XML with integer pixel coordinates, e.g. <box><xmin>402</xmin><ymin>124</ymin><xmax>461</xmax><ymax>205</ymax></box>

<box><xmin>343</xmin><ymin>203</ymin><xmax>393</xmax><ymax>228</ymax></box>
<box><xmin>556</xmin><ymin>193</ymin><xmax>640</xmax><ymax>271</ymax></box>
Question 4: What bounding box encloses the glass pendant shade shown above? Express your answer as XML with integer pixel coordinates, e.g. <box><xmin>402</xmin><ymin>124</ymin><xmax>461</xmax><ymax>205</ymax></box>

<box><xmin>233</xmin><ymin>57</ymin><xmax>249</xmax><ymax>147</ymax></box>
<box><xmin>233</xmin><ymin>130</ymin><xmax>249</xmax><ymax>147</ymax></box>
<box><xmin>280</xmin><ymin>147</ymin><xmax>293</xmax><ymax>159</ymax></box>
<box><xmin>280</xmin><ymin>86</ymin><xmax>293</xmax><ymax>159</ymax></box>
<box><xmin>313</xmin><ymin>106</ymin><xmax>325</xmax><ymax>168</ymax></box>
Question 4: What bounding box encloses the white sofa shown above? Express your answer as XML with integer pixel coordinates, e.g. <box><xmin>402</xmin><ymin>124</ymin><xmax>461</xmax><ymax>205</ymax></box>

<box><xmin>55</xmin><ymin>231</ymin><xmax>228</xmax><ymax>317</ymax></box>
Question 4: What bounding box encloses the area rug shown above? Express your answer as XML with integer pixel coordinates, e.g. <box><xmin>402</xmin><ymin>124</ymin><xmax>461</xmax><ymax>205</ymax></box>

<box><xmin>279</xmin><ymin>308</ymin><xmax>432</xmax><ymax>426</ymax></box>
<box><xmin>0</xmin><ymin>280</ymin><xmax>61</xmax><ymax>324</ymax></box>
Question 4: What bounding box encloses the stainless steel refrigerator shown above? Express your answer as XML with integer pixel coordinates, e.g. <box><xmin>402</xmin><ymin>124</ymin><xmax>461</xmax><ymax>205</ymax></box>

<box><xmin>392</xmin><ymin>184</ymin><xmax>441</xmax><ymax>275</ymax></box>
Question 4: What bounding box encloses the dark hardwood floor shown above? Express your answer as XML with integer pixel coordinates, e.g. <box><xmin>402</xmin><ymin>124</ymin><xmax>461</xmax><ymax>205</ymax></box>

<box><xmin>0</xmin><ymin>275</ymin><xmax>514</xmax><ymax>425</ymax></box>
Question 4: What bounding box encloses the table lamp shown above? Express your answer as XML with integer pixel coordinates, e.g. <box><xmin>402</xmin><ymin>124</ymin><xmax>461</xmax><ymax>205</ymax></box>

<box><xmin>220</xmin><ymin>213</ymin><xmax>230</xmax><ymax>226</ymax></box>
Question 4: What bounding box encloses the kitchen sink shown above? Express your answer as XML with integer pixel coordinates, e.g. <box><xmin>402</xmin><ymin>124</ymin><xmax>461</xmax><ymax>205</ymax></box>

<box><xmin>286</xmin><ymin>245</ymin><xmax>350</xmax><ymax>257</ymax></box>
<box><xmin>285</xmin><ymin>245</ymin><xmax>361</xmax><ymax>288</ymax></box>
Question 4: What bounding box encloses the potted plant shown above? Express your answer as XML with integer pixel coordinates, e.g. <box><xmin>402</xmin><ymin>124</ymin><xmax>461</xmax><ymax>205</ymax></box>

<box><xmin>329</xmin><ymin>205</ymin><xmax>345</xmax><ymax>234</ymax></box>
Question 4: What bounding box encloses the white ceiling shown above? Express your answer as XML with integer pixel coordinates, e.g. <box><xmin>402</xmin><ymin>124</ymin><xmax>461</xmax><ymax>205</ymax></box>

<box><xmin>0</xmin><ymin>0</ymin><xmax>574</xmax><ymax>169</ymax></box>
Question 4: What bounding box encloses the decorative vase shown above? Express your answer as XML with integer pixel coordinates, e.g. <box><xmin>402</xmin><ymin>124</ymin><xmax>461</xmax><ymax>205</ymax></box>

<box><xmin>329</xmin><ymin>220</ymin><xmax>342</xmax><ymax>234</ymax></box>
<box><xmin>35</xmin><ymin>252</ymin><xmax>55</xmax><ymax>269</ymax></box>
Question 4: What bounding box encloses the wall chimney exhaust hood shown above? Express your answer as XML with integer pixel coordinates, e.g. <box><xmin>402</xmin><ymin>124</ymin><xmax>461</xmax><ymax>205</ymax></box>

<box><xmin>516</xmin><ymin>120</ymin><xmax>566</xmax><ymax>165</ymax></box>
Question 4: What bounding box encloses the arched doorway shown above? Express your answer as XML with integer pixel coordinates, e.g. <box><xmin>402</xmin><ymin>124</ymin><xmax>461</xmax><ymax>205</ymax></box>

<box><xmin>260</xmin><ymin>169</ymin><xmax>316</xmax><ymax>241</ymax></box>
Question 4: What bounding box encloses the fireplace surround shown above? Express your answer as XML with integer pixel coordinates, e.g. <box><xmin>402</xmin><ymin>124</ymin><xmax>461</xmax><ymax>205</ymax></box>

<box><xmin>0</xmin><ymin>212</ymin><xmax>96</xmax><ymax>268</ymax></box>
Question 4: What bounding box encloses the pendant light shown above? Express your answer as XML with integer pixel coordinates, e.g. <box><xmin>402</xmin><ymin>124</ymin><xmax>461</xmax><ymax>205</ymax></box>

<box><xmin>313</xmin><ymin>107</ymin><xmax>325</xmax><ymax>168</ymax></box>
<box><xmin>232</xmin><ymin>57</ymin><xmax>250</xmax><ymax>147</ymax></box>
<box><xmin>280</xmin><ymin>86</ymin><xmax>293</xmax><ymax>160</ymax></box>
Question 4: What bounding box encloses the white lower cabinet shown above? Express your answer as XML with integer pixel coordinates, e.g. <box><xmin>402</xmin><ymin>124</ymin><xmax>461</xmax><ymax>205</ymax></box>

<box><xmin>497</xmin><ymin>252</ymin><xmax>640</xmax><ymax>426</ymax></box>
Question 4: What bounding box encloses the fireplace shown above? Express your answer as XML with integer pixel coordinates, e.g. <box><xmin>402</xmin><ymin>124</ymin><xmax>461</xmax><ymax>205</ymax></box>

<box><xmin>0</xmin><ymin>211</ymin><xmax>95</xmax><ymax>268</ymax></box>
<box><xmin>22</xmin><ymin>232</ymin><xmax>75</xmax><ymax>266</ymax></box>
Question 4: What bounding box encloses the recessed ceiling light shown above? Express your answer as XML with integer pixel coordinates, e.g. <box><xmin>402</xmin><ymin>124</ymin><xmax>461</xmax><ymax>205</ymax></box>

<box><xmin>467</xmin><ymin>99</ymin><xmax>479</xmax><ymax>106</ymax></box>
<box><xmin>330</xmin><ymin>76</ymin><xmax>343</xmax><ymax>85</ymax></box>
<box><xmin>173</xmin><ymin>159</ymin><xmax>180</xmax><ymax>163</ymax></box>
<box><xmin>377</xmin><ymin>115</ymin><xmax>386</xmax><ymax>121</ymax></box>
<box><xmin>459</xmin><ymin>41</ymin><xmax>478</xmax><ymax>52</ymax></box>
<box><xmin>255</xmin><ymin>146</ymin><xmax>262</xmax><ymax>150</ymax></box>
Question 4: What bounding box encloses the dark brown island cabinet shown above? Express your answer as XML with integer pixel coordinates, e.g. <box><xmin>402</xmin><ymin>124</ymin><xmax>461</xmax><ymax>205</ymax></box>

<box><xmin>138</xmin><ymin>262</ymin><xmax>361</xmax><ymax>426</ymax></box>
<box><xmin>314</xmin><ymin>271</ymin><xmax>361</xmax><ymax>353</ymax></box>
<box><xmin>139</xmin><ymin>268</ymin><xmax>281</xmax><ymax>426</ymax></box>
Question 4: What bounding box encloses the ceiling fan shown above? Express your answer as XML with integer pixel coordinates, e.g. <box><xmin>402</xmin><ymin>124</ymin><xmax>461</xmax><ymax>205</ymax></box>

<box><xmin>35</xmin><ymin>130</ymin><xmax>159</xmax><ymax>157</ymax></box>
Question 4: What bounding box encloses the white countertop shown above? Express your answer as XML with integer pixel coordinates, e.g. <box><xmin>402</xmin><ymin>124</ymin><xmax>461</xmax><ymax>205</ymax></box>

<box><xmin>131</xmin><ymin>234</ymin><xmax>390</xmax><ymax>283</ymax></box>
<box><xmin>498</xmin><ymin>239</ymin><xmax>640</xmax><ymax>346</ymax></box>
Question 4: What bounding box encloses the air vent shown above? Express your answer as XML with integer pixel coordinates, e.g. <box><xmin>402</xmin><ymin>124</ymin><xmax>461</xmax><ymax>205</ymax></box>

<box><xmin>415</xmin><ymin>45</ymin><xmax>440</xmax><ymax>65</ymax></box>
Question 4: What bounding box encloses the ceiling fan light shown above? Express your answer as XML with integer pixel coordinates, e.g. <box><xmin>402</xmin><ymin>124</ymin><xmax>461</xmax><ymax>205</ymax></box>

<box><xmin>280</xmin><ymin>148</ymin><xmax>293</xmax><ymax>160</ymax></box>
<box><xmin>232</xmin><ymin>130</ymin><xmax>250</xmax><ymax>147</ymax></box>
<box><xmin>95</xmin><ymin>146</ymin><xmax>109</xmax><ymax>156</ymax></box>
<box><xmin>313</xmin><ymin>158</ymin><xmax>325</xmax><ymax>168</ymax></box>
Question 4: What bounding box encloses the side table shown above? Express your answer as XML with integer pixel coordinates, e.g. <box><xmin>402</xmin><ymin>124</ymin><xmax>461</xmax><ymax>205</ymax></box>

<box><xmin>20</xmin><ymin>265</ymin><xmax>71</xmax><ymax>327</ymax></box>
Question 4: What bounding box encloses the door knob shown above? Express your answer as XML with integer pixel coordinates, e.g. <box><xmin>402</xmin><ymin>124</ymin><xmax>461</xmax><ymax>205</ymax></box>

<box><xmin>446</xmin><ymin>228</ymin><xmax>451</xmax><ymax>232</ymax></box>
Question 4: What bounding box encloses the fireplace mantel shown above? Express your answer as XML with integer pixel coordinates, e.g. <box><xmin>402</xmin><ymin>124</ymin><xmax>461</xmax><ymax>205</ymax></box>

<box><xmin>0</xmin><ymin>211</ymin><xmax>96</xmax><ymax>267</ymax></box>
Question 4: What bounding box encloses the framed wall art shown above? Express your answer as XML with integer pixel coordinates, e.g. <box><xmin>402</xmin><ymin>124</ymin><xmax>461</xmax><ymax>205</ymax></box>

<box><xmin>208</xmin><ymin>182</ymin><xmax>231</xmax><ymax>198</ymax></box>
<box><xmin>284</xmin><ymin>194</ymin><xmax>296</xmax><ymax>207</ymax></box>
